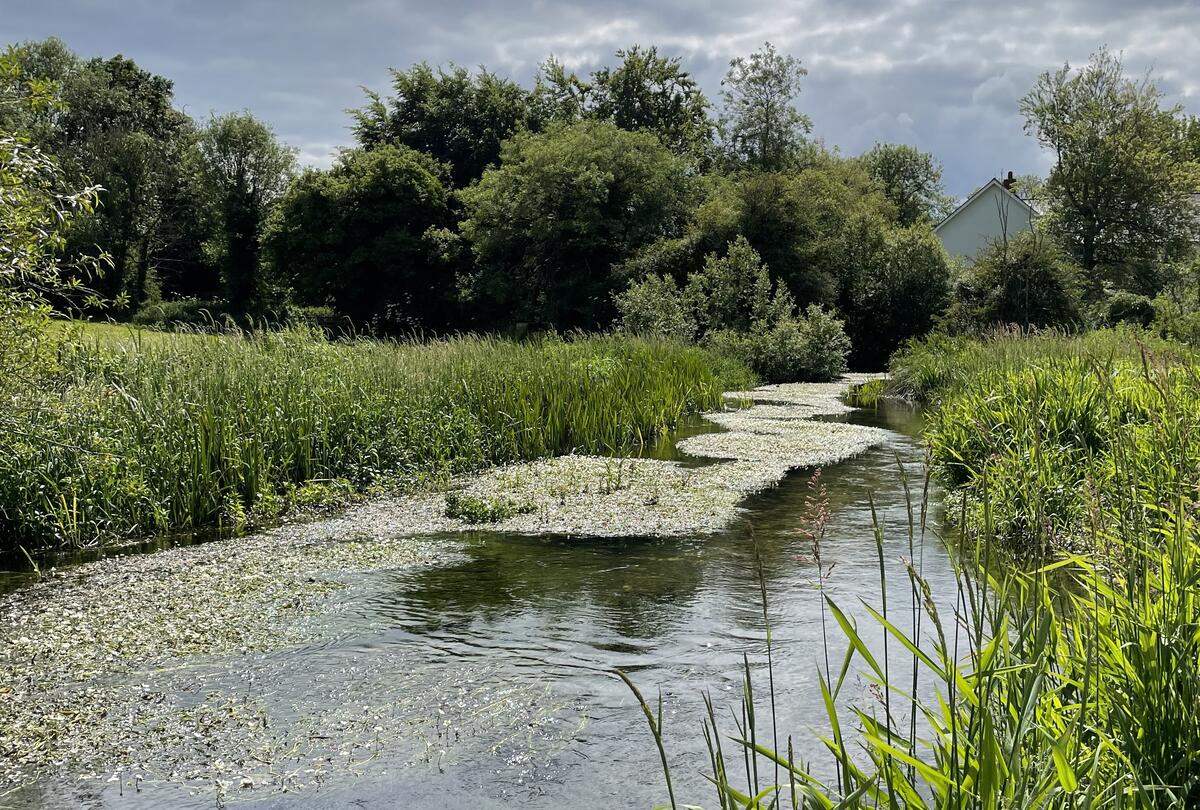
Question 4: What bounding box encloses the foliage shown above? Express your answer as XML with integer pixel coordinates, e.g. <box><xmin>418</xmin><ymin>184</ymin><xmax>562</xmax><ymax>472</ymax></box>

<box><xmin>860</xmin><ymin>142</ymin><xmax>954</xmax><ymax>226</ymax></box>
<box><xmin>616</xmin><ymin>237</ymin><xmax>849</xmax><ymax>382</ymax></box>
<box><xmin>17</xmin><ymin>42</ymin><xmax>195</xmax><ymax>311</ymax></box>
<box><xmin>718</xmin><ymin>42</ymin><xmax>813</xmax><ymax>171</ymax></box>
<box><xmin>684</xmin><ymin>235</ymin><xmax>794</xmax><ymax>333</ymax></box>
<box><xmin>459</xmin><ymin>120</ymin><xmax>690</xmax><ymax>330</ymax></box>
<box><xmin>0</xmin><ymin>48</ymin><xmax>105</xmax><ymax>423</ymax></box>
<box><xmin>621</xmin><ymin>161</ymin><xmax>945</xmax><ymax>368</ymax></box>
<box><xmin>944</xmin><ymin>230</ymin><xmax>1082</xmax><ymax>331</ymax></box>
<box><xmin>352</xmin><ymin>62</ymin><xmax>539</xmax><ymax>187</ymax></box>
<box><xmin>706</xmin><ymin>304</ymin><xmax>849</xmax><ymax>383</ymax></box>
<box><xmin>444</xmin><ymin>491</ymin><xmax>534</xmax><ymax>524</ymax></box>
<box><xmin>538</xmin><ymin>46</ymin><xmax>713</xmax><ymax>161</ymax></box>
<box><xmin>1021</xmin><ymin>48</ymin><xmax>1200</xmax><ymax>286</ymax></box>
<box><xmin>1103</xmin><ymin>289</ymin><xmax>1156</xmax><ymax>327</ymax></box>
<box><xmin>840</xmin><ymin>223</ymin><xmax>952</xmax><ymax>368</ymax></box>
<box><xmin>0</xmin><ymin>327</ymin><xmax>746</xmax><ymax>551</ymax></box>
<box><xmin>262</xmin><ymin>144</ymin><xmax>453</xmax><ymax>332</ymax></box>
<box><xmin>189</xmin><ymin>112</ymin><xmax>295</xmax><ymax>313</ymax></box>
<box><xmin>612</xmin><ymin>273</ymin><xmax>695</xmax><ymax>341</ymax></box>
<box><xmin>623</xmin><ymin>160</ymin><xmax>898</xmax><ymax>312</ymax></box>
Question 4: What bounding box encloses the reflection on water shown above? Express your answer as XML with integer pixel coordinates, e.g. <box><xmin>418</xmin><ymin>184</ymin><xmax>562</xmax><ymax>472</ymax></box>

<box><xmin>16</xmin><ymin>400</ymin><xmax>961</xmax><ymax>809</ymax></box>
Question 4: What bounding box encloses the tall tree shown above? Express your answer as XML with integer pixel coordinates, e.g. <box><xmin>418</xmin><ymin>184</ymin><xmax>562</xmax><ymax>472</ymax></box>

<box><xmin>190</xmin><ymin>113</ymin><xmax>295</xmax><ymax>313</ymax></box>
<box><xmin>861</xmin><ymin>143</ymin><xmax>954</xmax><ymax>226</ymax></box>
<box><xmin>0</xmin><ymin>38</ymin><xmax>76</xmax><ymax>142</ymax></box>
<box><xmin>538</xmin><ymin>46</ymin><xmax>713</xmax><ymax>159</ymax></box>
<box><xmin>718</xmin><ymin>42</ymin><xmax>812</xmax><ymax>171</ymax></box>
<box><xmin>351</xmin><ymin>63</ymin><xmax>538</xmax><ymax>188</ymax></box>
<box><xmin>1020</xmin><ymin>48</ymin><xmax>1200</xmax><ymax>289</ymax></box>
<box><xmin>458</xmin><ymin>120</ymin><xmax>691</xmax><ymax>329</ymax></box>
<box><xmin>263</xmin><ymin>144</ymin><xmax>452</xmax><ymax>330</ymax></box>
<box><xmin>47</xmin><ymin>49</ymin><xmax>192</xmax><ymax>309</ymax></box>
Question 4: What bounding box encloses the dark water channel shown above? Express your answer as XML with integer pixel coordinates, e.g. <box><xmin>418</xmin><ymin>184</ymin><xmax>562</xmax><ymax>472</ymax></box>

<box><xmin>15</xmin><ymin>401</ymin><xmax>962</xmax><ymax>809</ymax></box>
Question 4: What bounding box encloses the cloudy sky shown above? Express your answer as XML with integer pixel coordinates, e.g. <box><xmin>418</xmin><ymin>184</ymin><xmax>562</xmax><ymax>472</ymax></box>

<box><xmin>6</xmin><ymin>0</ymin><xmax>1199</xmax><ymax>195</ymax></box>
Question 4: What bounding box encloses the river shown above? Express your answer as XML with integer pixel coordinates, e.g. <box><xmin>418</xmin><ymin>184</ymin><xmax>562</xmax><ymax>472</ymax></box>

<box><xmin>5</xmin><ymin>399</ymin><xmax>960</xmax><ymax>809</ymax></box>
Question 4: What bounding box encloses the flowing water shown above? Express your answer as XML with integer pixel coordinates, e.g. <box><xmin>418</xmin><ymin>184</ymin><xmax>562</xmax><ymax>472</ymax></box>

<box><xmin>10</xmin><ymin>401</ymin><xmax>961</xmax><ymax>809</ymax></box>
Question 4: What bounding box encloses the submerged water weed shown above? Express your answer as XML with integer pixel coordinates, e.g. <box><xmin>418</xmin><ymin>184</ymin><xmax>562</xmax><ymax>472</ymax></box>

<box><xmin>0</xmin><ymin>326</ymin><xmax>750</xmax><ymax>552</ymax></box>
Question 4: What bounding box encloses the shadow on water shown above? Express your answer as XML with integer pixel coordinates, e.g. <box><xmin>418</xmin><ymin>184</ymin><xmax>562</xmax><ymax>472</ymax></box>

<box><xmin>12</xmin><ymin>398</ymin><xmax>958</xmax><ymax>809</ymax></box>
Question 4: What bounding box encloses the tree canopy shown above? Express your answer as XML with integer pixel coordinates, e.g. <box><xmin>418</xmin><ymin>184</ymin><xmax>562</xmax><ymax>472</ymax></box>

<box><xmin>861</xmin><ymin>143</ymin><xmax>954</xmax><ymax>226</ymax></box>
<box><xmin>1021</xmin><ymin>48</ymin><xmax>1200</xmax><ymax>288</ymax></box>
<box><xmin>352</xmin><ymin>63</ymin><xmax>539</xmax><ymax>188</ymax></box>
<box><xmin>263</xmin><ymin>144</ymin><xmax>452</xmax><ymax>330</ymax></box>
<box><xmin>190</xmin><ymin>113</ymin><xmax>295</xmax><ymax>313</ymax></box>
<box><xmin>718</xmin><ymin>42</ymin><xmax>813</xmax><ymax>171</ymax></box>
<box><xmin>538</xmin><ymin>46</ymin><xmax>713</xmax><ymax>161</ymax></box>
<box><xmin>458</xmin><ymin>120</ymin><xmax>691</xmax><ymax>329</ymax></box>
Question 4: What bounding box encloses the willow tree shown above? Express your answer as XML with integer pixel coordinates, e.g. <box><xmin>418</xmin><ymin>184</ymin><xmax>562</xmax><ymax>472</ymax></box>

<box><xmin>0</xmin><ymin>48</ymin><xmax>105</xmax><ymax>425</ymax></box>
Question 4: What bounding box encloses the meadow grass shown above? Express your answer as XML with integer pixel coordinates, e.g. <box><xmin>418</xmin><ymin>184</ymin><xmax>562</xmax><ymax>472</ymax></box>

<box><xmin>0</xmin><ymin>325</ymin><xmax>754</xmax><ymax>552</ymax></box>
<box><xmin>629</xmin><ymin>328</ymin><xmax>1200</xmax><ymax>808</ymax></box>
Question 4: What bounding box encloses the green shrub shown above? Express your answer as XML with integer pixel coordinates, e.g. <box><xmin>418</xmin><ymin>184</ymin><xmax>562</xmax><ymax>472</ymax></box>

<box><xmin>616</xmin><ymin>237</ymin><xmax>850</xmax><ymax>382</ymax></box>
<box><xmin>132</xmin><ymin>299</ymin><xmax>233</xmax><ymax>328</ymax></box>
<box><xmin>1104</xmin><ymin>289</ymin><xmax>1156</xmax><ymax>327</ymax></box>
<box><xmin>613</xmin><ymin>274</ymin><xmax>695</xmax><ymax>341</ymax></box>
<box><xmin>841</xmin><ymin>223</ymin><xmax>952</xmax><ymax>369</ymax></box>
<box><xmin>945</xmin><ymin>231</ymin><xmax>1083</xmax><ymax>331</ymax></box>
<box><xmin>705</xmin><ymin>306</ymin><xmax>849</xmax><ymax>384</ymax></box>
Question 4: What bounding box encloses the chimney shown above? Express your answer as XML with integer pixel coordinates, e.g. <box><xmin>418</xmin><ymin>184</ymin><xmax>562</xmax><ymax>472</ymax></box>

<box><xmin>1001</xmin><ymin>171</ymin><xmax>1015</xmax><ymax>190</ymax></box>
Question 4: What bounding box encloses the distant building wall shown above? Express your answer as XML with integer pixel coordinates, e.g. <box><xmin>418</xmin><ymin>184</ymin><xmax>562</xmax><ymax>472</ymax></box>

<box><xmin>936</xmin><ymin>181</ymin><xmax>1037</xmax><ymax>263</ymax></box>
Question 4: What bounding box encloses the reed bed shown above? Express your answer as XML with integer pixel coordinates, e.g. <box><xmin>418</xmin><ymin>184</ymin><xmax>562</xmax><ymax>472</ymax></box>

<box><xmin>0</xmin><ymin>325</ymin><xmax>752</xmax><ymax>552</ymax></box>
<box><xmin>629</xmin><ymin>329</ymin><xmax>1200</xmax><ymax>808</ymax></box>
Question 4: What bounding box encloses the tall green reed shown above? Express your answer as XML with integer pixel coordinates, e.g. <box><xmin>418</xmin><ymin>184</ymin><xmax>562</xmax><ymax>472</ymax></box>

<box><xmin>0</xmin><ymin>326</ymin><xmax>753</xmax><ymax>552</ymax></box>
<box><xmin>626</xmin><ymin>331</ymin><xmax>1200</xmax><ymax>808</ymax></box>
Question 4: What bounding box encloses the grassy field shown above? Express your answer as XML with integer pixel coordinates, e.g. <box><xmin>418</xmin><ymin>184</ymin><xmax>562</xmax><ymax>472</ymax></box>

<box><xmin>1</xmin><ymin>324</ymin><xmax>753</xmax><ymax>552</ymax></box>
<box><xmin>640</xmin><ymin>328</ymin><xmax>1200</xmax><ymax>807</ymax></box>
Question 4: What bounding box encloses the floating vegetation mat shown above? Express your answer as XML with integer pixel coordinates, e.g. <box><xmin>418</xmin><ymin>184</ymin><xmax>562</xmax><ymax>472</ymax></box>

<box><xmin>0</xmin><ymin>376</ymin><xmax>884</xmax><ymax>802</ymax></box>
<box><xmin>414</xmin><ymin>376</ymin><xmax>888</xmax><ymax>537</ymax></box>
<box><xmin>0</xmin><ymin>526</ymin><xmax>451</xmax><ymax>796</ymax></box>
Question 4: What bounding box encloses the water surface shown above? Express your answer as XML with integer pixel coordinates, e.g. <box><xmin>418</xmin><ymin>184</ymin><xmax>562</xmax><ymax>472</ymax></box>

<box><xmin>15</xmin><ymin>401</ymin><xmax>960</xmax><ymax>809</ymax></box>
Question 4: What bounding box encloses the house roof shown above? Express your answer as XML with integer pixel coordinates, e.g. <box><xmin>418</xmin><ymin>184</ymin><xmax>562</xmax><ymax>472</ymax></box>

<box><xmin>934</xmin><ymin>178</ymin><xmax>1039</xmax><ymax>233</ymax></box>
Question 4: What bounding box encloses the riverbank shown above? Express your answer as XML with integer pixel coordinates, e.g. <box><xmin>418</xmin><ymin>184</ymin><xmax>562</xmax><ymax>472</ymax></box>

<box><xmin>689</xmin><ymin>329</ymin><xmax>1200</xmax><ymax>808</ymax></box>
<box><xmin>0</xmin><ymin>376</ymin><xmax>888</xmax><ymax>802</ymax></box>
<box><xmin>1</xmin><ymin>326</ymin><xmax>752</xmax><ymax>554</ymax></box>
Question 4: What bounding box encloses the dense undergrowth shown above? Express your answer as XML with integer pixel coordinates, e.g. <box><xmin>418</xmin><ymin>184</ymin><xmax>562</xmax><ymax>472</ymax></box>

<box><xmin>0</xmin><ymin>325</ymin><xmax>753</xmax><ymax>552</ymax></box>
<box><xmin>634</xmin><ymin>327</ymin><xmax>1200</xmax><ymax>808</ymax></box>
<box><xmin>893</xmin><ymin>327</ymin><xmax>1200</xmax><ymax>553</ymax></box>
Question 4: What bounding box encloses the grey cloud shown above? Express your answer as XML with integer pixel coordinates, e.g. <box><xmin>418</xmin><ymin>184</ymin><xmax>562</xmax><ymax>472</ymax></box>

<box><xmin>5</xmin><ymin>0</ymin><xmax>1199</xmax><ymax>194</ymax></box>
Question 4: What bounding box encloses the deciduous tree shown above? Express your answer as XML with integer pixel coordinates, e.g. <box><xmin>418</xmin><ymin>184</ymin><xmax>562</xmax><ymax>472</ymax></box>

<box><xmin>190</xmin><ymin>112</ymin><xmax>295</xmax><ymax>313</ymax></box>
<box><xmin>1020</xmin><ymin>49</ymin><xmax>1200</xmax><ymax>289</ymax></box>
<box><xmin>861</xmin><ymin>143</ymin><xmax>954</xmax><ymax>226</ymax></box>
<box><xmin>718</xmin><ymin>42</ymin><xmax>812</xmax><ymax>171</ymax></box>
<box><xmin>263</xmin><ymin>144</ymin><xmax>452</xmax><ymax>330</ymax></box>
<box><xmin>352</xmin><ymin>63</ymin><xmax>538</xmax><ymax>187</ymax></box>
<box><xmin>458</xmin><ymin>120</ymin><xmax>690</xmax><ymax>329</ymax></box>
<box><xmin>540</xmin><ymin>46</ymin><xmax>713</xmax><ymax>160</ymax></box>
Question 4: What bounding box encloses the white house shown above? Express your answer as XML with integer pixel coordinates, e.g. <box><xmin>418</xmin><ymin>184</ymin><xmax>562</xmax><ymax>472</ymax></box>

<box><xmin>935</xmin><ymin>173</ymin><xmax>1039</xmax><ymax>262</ymax></box>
